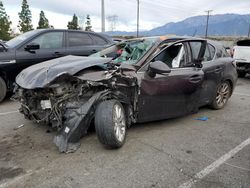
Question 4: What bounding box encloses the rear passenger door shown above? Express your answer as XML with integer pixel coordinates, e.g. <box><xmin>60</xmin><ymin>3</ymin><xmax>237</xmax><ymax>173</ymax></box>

<box><xmin>199</xmin><ymin>43</ymin><xmax>224</xmax><ymax>106</ymax></box>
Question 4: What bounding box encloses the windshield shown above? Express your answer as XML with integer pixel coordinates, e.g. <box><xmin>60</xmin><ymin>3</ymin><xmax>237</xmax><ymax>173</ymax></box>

<box><xmin>90</xmin><ymin>38</ymin><xmax>157</xmax><ymax>65</ymax></box>
<box><xmin>6</xmin><ymin>30</ymin><xmax>40</xmax><ymax>48</ymax></box>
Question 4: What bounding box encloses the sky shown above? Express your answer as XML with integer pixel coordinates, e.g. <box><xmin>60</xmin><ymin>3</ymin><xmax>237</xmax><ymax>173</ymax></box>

<box><xmin>2</xmin><ymin>0</ymin><xmax>250</xmax><ymax>33</ymax></box>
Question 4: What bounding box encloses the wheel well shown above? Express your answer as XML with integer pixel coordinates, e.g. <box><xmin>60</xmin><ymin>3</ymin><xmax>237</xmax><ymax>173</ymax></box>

<box><xmin>0</xmin><ymin>70</ymin><xmax>11</xmax><ymax>90</ymax></box>
<box><xmin>0</xmin><ymin>70</ymin><xmax>7</xmax><ymax>83</ymax></box>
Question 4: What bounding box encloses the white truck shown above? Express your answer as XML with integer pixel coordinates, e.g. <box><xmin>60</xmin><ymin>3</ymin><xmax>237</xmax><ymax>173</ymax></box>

<box><xmin>233</xmin><ymin>39</ymin><xmax>250</xmax><ymax>77</ymax></box>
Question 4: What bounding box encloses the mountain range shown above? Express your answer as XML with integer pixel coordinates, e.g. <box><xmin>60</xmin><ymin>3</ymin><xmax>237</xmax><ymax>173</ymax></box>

<box><xmin>105</xmin><ymin>14</ymin><xmax>250</xmax><ymax>37</ymax></box>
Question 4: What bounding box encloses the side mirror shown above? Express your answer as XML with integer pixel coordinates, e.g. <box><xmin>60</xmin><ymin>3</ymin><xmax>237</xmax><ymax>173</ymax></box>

<box><xmin>148</xmin><ymin>61</ymin><xmax>171</xmax><ymax>77</ymax></box>
<box><xmin>0</xmin><ymin>45</ymin><xmax>5</xmax><ymax>52</ymax></box>
<box><xmin>0</xmin><ymin>43</ymin><xmax>7</xmax><ymax>52</ymax></box>
<box><xmin>24</xmin><ymin>43</ymin><xmax>40</xmax><ymax>52</ymax></box>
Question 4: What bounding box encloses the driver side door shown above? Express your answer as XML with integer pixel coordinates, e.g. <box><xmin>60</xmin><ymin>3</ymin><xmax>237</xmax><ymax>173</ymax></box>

<box><xmin>136</xmin><ymin>40</ymin><xmax>206</xmax><ymax>123</ymax></box>
<box><xmin>15</xmin><ymin>31</ymin><xmax>66</xmax><ymax>71</ymax></box>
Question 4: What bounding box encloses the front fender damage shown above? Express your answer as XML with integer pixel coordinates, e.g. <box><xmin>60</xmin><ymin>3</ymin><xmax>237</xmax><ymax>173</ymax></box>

<box><xmin>54</xmin><ymin>90</ymin><xmax>111</xmax><ymax>153</ymax></box>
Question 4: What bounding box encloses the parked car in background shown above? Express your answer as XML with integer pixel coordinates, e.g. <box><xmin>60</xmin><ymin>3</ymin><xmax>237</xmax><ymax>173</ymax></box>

<box><xmin>14</xmin><ymin>36</ymin><xmax>237</xmax><ymax>152</ymax></box>
<box><xmin>0</xmin><ymin>29</ymin><xmax>114</xmax><ymax>102</ymax></box>
<box><xmin>233</xmin><ymin>39</ymin><xmax>250</xmax><ymax>77</ymax></box>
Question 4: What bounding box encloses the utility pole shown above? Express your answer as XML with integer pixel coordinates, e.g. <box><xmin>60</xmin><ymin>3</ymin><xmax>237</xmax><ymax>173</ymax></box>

<box><xmin>101</xmin><ymin>0</ymin><xmax>105</xmax><ymax>32</ymax></box>
<box><xmin>248</xmin><ymin>24</ymin><xmax>250</xmax><ymax>38</ymax></box>
<box><xmin>137</xmin><ymin>0</ymin><xmax>140</xmax><ymax>37</ymax></box>
<box><xmin>205</xmin><ymin>10</ymin><xmax>213</xmax><ymax>38</ymax></box>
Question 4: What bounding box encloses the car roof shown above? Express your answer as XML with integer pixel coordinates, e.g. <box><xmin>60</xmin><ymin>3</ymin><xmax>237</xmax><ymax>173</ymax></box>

<box><xmin>35</xmin><ymin>29</ymin><xmax>113</xmax><ymax>42</ymax></box>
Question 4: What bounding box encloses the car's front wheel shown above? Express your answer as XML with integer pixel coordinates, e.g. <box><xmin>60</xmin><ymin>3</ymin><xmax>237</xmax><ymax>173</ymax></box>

<box><xmin>95</xmin><ymin>100</ymin><xmax>127</xmax><ymax>148</ymax></box>
<box><xmin>210</xmin><ymin>81</ymin><xmax>231</xmax><ymax>110</ymax></box>
<box><xmin>0</xmin><ymin>76</ymin><xmax>7</xmax><ymax>102</ymax></box>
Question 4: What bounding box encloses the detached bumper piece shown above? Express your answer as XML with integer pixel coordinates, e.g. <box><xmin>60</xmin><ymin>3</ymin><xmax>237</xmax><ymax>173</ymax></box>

<box><xmin>53</xmin><ymin>90</ymin><xmax>110</xmax><ymax>153</ymax></box>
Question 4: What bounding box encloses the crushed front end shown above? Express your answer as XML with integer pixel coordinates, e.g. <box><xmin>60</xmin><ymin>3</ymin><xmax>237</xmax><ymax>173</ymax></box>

<box><xmin>14</xmin><ymin>57</ymin><xmax>138</xmax><ymax>153</ymax></box>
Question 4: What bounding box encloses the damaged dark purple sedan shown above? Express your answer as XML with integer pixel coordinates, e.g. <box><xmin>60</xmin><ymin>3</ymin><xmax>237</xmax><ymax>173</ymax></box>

<box><xmin>14</xmin><ymin>36</ymin><xmax>237</xmax><ymax>152</ymax></box>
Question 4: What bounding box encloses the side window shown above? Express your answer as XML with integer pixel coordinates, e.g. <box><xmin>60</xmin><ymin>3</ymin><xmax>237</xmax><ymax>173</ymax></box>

<box><xmin>91</xmin><ymin>35</ymin><xmax>108</xmax><ymax>45</ymax></box>
<box><xmin>203</xmin><ymin>44</ymin><xmax>215</xmax><ymax>61</ymax></box>
<box><xmin>30</xmin><ymin>32</ymin><xmax>63</xmax><ymax>49</ymax></box>
<box><xmin>208</xmin><ymin>44</ymin><xmax>215</xmax><ymax>59</ymax></box>
<box><xmin>222</xmin><ymin>47</ymin><xmax>230</xmax><ymax>57</ymax></box>
<box><xmin>203</xmin><ymin>44</ymin><xmax>211</xmax><ymax>61</ymax></box>
<box><xmin>189</xmin><ymin>42</ymin><xmax>202</xmax><ymax>60</ymax></box>
<box><xmin>216</xmin><ymin>49</ymin><xmax>222</xmax><ymax>58</ymax></box>
<box><xmin>68</xmin><ymin>32</ymin><xmax>93</xmax><ymax>47</ymax></box>
<box><xmin>152</xmin><ymin>43</ymin><xmax>187</xmax><ymax>68</ymax></box>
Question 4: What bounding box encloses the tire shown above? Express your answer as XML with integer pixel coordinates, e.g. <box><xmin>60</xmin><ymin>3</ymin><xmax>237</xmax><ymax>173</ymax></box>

<box><xmin>237</xmin><ymin>71</ymin><xmax>246</xmax><ymax>78</ymax></box>
<box><xmin>210</xmin><ymin>81</ymin><xmax>231</xmax><ymax>110</ymax></box>
<box><xmin>0</xmin><ymin>76</ymin><xmax>7</xmax><ymax>102</ymax></box>
<box><xmin>95</xmin><ymin>100</ymin><xmax>127</xmax><ymax>148</ymax></box>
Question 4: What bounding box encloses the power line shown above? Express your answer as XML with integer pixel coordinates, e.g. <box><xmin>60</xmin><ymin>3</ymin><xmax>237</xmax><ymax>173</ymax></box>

<box><xmin>205</xmin><ymin>10</ymin><xmax>213</xmax><ymax>38</ymax></box>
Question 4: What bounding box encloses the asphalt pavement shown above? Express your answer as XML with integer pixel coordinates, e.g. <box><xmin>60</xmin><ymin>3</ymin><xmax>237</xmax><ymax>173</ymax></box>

<box><xmin>0</xmin><ymin>77</ymin><xmax>249</xmax><ymax>188</ymax></box>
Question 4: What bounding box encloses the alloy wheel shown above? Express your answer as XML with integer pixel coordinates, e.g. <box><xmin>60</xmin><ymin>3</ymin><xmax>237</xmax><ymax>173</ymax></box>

<box><xmin>216</xmin><ymin>82</ymin><xmax>230</xmax><ymax>108</ymax></box>
<box><xmin>113</xmin><ymin>104</ymin><xmax>126</xmax><ymax>142</ymax></box>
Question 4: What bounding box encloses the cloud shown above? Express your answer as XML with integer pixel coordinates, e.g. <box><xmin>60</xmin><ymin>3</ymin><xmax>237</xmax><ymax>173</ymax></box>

<box><xmin>3</xmin><ymin>0</ymin><xmax>250</xmax><ymax>32</ymax></box>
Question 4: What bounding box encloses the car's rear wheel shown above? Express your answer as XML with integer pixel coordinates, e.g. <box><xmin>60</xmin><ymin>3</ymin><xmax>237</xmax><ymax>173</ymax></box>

<box><xmin>210</xmin><ymin>81</ymin><xmax>231</xmax><ymax>110</ymax></box>
<box><xmin>0</xmin><ymin>76</ymin><xmax>7</xmax><ymax>102</ymax></box>
<box><xmin>237</xmin><ymin>71</ymin><xmax>246</xmax><ymax>78</ymax></box>
<box><xmin>95</xmin><ymin>100</ymin><xmax>127</xmax><ymax>148</ymax></box>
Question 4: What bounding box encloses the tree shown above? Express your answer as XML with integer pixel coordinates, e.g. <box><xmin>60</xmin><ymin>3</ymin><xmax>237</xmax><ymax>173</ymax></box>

<box><xmin>18</xmin><ymin>0</ymin><xmax>33</xmax><ymax>33</ymax></box>
<box><xmin>85</xmin><ymin>14</ymin><xmax>92</xmax><ymax>31</ymax></box>
<box><xmin>37</xmin><ymin>11</ymin><xmax>49</xmax><ymax>29</ymax></box>
<box><xmin>67</xmin><ymin>14</ymin><xmax>79</xmax><ymax>30</ymax></box>
<box><xmin>0</xmin><ymin>1</ymin><xmax>11</xmax><ymax>40</ymax></box>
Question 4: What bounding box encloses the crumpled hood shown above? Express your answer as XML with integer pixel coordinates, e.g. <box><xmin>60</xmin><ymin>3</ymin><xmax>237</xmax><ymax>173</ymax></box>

<box><xmin>16</xmin><ymin>55</ymin><xmax>112</xmax><ymax>89</ymax></box>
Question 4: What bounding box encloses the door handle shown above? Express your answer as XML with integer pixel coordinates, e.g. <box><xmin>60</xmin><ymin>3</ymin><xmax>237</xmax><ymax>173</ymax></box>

<box><xmin>189</xmin><ymin>75</ymin><xmax>203</xmax><ymax>83</ymax></box>
<box><xmin>91</xmin><ymin>49</ymin><xmax>97</xmax><ymax>53</ymax></box>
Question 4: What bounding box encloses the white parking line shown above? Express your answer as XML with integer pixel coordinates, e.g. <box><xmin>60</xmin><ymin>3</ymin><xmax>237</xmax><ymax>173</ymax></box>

<box><xmin>233</xmin><ymin>92</ymin><xmax>250</xmax><ymax>97</ymax></box>
<box><xmin>0</xmin><ymin>111</ymin><xmax>19</xmax><ymax>116</ymax></box>
<box><xmin>178</xmin><ymin>137</ymin><xmax>250</xmax><ymax>188</ymax></box>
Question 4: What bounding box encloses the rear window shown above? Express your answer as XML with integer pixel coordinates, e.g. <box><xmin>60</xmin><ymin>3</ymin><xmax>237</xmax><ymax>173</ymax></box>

<box><xmin>91</xmin><ymin>35</ymin><xmax>108</xmax><ymax>45</ymax></box>
<box><xmin>236</xmin><ymin>39</ymin><xmax>250</xmax><ymax>46</ymax></box>
<box><xmin>68</xmin><ymin>32</ymin><xmax>93</xmax><ymax>47</ymax></box>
